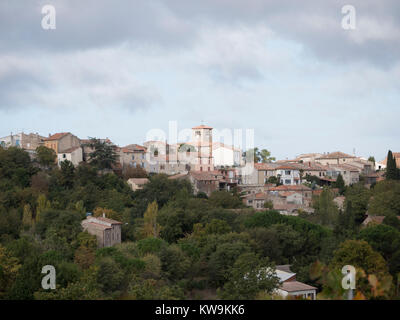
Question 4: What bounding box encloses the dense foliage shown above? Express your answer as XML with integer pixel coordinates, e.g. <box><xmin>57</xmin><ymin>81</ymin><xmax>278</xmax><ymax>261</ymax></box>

<box><xmin>0</xmin><ymin>147</ymin><xmax>399</xmax><ymax>300</ymax></box>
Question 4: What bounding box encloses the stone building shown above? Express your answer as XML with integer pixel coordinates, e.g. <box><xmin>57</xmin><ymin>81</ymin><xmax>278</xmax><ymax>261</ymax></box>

<box><xmin>81</xmin><ymin>214</ymin><xmax>122</xmax><ymax>248</ymax></box>
<box><xmin>44</xmin><ymin>132</ymin><xmax>80</xmax><ymax>154</ymax></box>
<box><xmin>0</xmin><ymin>132</ymin><xmax>45</xmax><ymax>150</ymax></box>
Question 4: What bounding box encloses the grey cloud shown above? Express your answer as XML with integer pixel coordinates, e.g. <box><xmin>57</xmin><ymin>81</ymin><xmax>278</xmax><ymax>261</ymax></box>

<box><xmin>1</xmin><ymin>1</ymin><xmax>399</xmax><ymax>67</ymax></box>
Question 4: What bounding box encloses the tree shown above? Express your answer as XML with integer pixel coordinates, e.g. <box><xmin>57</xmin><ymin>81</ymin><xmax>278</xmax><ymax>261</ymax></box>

<box><xmin>368</xmin><ymin>156</ymin><xmax>376</xmax><ymax>167</ymax></box>
<box><xmin>368</xmin><ymin>180</ymin><xmax>400</xmax><ymax>217</ymax></box>
<box><xmin>86</xmin><ymin>138</ymin><xmax>118</xmax><ymax>170</ymax></box>
<box><xmin>330</xmin><ymin>240</ymin><xmax>392</xmax><ymax>299</ymax></box>
<box><xmin>219</xmin><ymin>252</ymin><xmax>279</xmax><ymax>299</ymax></box>
<box><xmin>22</xmin><ymin>204</ymin><xmax>33</xmax><ymax>229</ymax></box>
<box><xmin>383</xmin><ymin>214</ymin><xmax>400</xmax><ymax>231</ymax></box>
<box><xmin>358</xmin><ymin>224</ymin><xmax>400</xmax><ymax>262</ymax></box>
<box><xmin>331</xmin><ymin>240</ymin><xmax>388</xmax><ymax>277</ymax></box>
<box><xmin>0</xmin><ymin>244</ymin><xmax>21</xmax><ymax>298</ymax></box>
<box><xmin>59</xmin><ymin>160</ymin><xmax>75</xmax><ymax>188</ymax></box>
<box><xmin>159</xmin><ymin>245</ymin><xmax>190</xmax><ymax>281</ymax></box>
<box><xmin>36</xmin><ymin>146</ymin><xmax>56</xmax><ymax>168</ymax></box>
<box><xmin>259</xmin><ymin>149</ymin><xmax>276</xmax><ymax>163</ymax></box>
<box><xmin>313</xmin><ymin>188</ymin><xmax>339</xmax><ymax>227</ymax></box>
<box><xmin>122</xmin><ymin>166</ymin><xmax>147</xmax><ymax>180</ymax></box>
<box><xmin>93</xmin><ymin>207</ymin><xmax>122</xmax><ymax>221</ymax></box>
<box><xmin>208</xmin><ymin>190</ymin><xmax>243</xmax><ymax>209</ymax></box>
<box><xmin>142</xmin><ymin>201</ymin><xmax>161</xmax><ymax>238</ymax></box>
<box><xmin>35</xmin><ymin>194</ymin><xmax>51</xmax><ymax>222</ymax></box>
<box><xmin>386</xmin><ymin>150</ymin><xmax>399</xmax><ymax>180</ymax></box>
<box><xmin>345</xmin><ymin>183</ymin><xmax>371</xmax><ymax>224</ymax></box>
<box><xmin>334</xmin><ymin>174</ymin><xmax>346</xmax><ymax>195</ymax></box>
<box><xmin>245</xmin><ymin>148</ymin><xmax>275</xmax><ymax>163</ymax></box>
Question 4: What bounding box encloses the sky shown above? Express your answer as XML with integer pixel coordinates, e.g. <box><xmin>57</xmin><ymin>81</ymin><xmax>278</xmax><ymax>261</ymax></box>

<box><xmin>0</xmin><ymin>0</ymin><xmax>399</xmax><ymax>161</ymax></box>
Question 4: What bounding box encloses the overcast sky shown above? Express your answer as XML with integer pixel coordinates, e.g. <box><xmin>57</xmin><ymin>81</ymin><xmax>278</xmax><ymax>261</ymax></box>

<box><xmin>0</xmin><ymin>0</ymin><xmax>399</xmax><ymax>161</ymax></box>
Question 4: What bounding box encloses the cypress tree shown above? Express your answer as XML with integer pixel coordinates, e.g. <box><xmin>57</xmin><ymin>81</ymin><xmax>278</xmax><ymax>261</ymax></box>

<box><xmin>335</xmin><ymin>173</ymin><xmax>346</xmax><ymax>194</ymax></box>
<box><xmin>386</xmin><ymin>150</ymin><xmax>399</xmax><ymax>180</ymax></box>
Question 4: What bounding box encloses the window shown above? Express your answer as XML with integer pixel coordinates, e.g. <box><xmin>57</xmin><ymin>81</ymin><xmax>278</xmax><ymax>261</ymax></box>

<box><xmin>285</xmin><ymin>179</ymin><xmax>291</xmax><ymax>184</ymax></box>
<box><xmin>285</xmin><ymin>170</ymin><xmax>291</xmax><ymax>175</ymax></box>
<box><xmin>132</xmin><ymin>155</ymin><xmax>135</xmax><ymax>160</ymax></box>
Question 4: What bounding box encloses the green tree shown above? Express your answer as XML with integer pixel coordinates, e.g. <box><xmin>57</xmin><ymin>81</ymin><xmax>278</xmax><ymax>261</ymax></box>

<box><xmin>59</xmin><ymin>160</ymin><xmax>75</xmax><ymax>188</ymax></box>
<box><xmin>368</xmin><ymin>180</ymin><xmax>400</xmax><ymax>217</ymax></box>
<box><xmin>219</xmin><ymin>252</ymin><xmax>279</xmax><ymax>299</ymax></box>
<box><xmin>159</xmin><ymin>245</ymin><xmax>190</xmax><ymax>281</ymax></box>
<box><xmin>208</xmin><ymin>190</ymin><xmax>243</xmax><ymax>209</ymax></box>
<box><xmin>22</xmin><ymin>204</ymin><xmax>33</xmax><ymax>229</ymax></box>
<box><xmin>86</xmin><ymin>138</ymin><xmax>118</xmax><ymax>170</ymax></box>
<box><xmin>334</xmin><ymin>174</ymin><xmax>346</xmax><ymax>195</ymax></box>
<box><xmin>36</xmin><ymin>146</ymin><xmax>57</xmax><ymax>168</ymax></box>
<box><xmin>368</xmin><ymin>156</ymin><xmax>376</xmax><ymax>167</ymax></box>
<box><xmin>0</xmin><ymin>245</ymin><xmax>21</xmax><ymax>298</ymax></box>
<box><xmin>313</xmin><ymin>188</ymin><xmax>339</xmax><ymax>227</ymax></box>
<box><xmin>383</xmin><ymin>214</ymin><xmax>400</xmax><ymax>231</ymax></box>
<box><xmin>386</xmin><ymin>150</ymin><xmax>399</xmax><ymax>180</ymax></box>
<box><xmin>259</xmin><ymin>149</ymin><xmax>276</xmax><ymax>163</ymax></box>
<box><xmin>35</xmin><ymin>194</ymin><xmax>51</xmax><ymax>222</ymax></box>
<box><xmin>142</xmin><ymin>201</ymin><xmax>161</xmax><ymax>238</ymax></box>
<box><xmin>345</xmin><ymin>183</ymin><xmax>371</xmax><ymax>224</ymax></box>
<box><xmin>331</xmin><ymin>240</ymin><xmax>388</xmax><ymax>277</ymax></box>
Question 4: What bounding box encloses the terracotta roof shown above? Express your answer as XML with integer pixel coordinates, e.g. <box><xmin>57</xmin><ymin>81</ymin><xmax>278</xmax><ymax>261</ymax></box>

<box><xmin>192</xmin><ymin>125</ymin><xmax>213</xmax><ymax>129</ymax></box>
<box><xmin>254</xmin><ymin>163</ymin><xmax>277</xmax><ymax>170</ymax></box>
<box><xmin>276</xmin><ymin>165</ymin><xmax>299</xmax><ymax>170</ymax></box>
<box><xmin>44</xmin><ymin>132</ymin><xmax>70</xmax><ymax>141</ymax></box>
<box><xmin>269</xmin><ymin>185</ymin><xmax>311</xmax><ymax>192</ymax></box>
<box><xmin>317</xmin><ymin>152</ymin><xmax>355</xmax><ymax>160</ymax></box>
<box><xmin>122</xmin><ymin>144</ymin><xmax>147</xmax><ymax>153</ymax></box>
<box><xmin>281</xmin><ymin>281</ymin><xmax>317</xmax><ymax>292</ymax></box>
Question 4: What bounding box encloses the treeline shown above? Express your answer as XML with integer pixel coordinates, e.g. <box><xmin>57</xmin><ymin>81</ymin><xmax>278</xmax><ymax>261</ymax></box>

<box><xmin>1</xmin><ymin>146</ymin><xmax>400</xmax><ymax>299</ymax></box>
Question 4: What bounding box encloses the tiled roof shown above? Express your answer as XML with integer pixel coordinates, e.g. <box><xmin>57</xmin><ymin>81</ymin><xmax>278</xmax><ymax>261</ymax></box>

<box><xmin>192</xmin><ymin>125</ymin><xmax>213</xmax><ymax>129</ymax></box>
<box><xmin>317</xmin><ymin>152</ymin><xmax>355</xmax><ymax>159</ymax></box>
<box><xmin>281</xmin><ymin>281</ymin><xmax>317</xmax><ymax>292</ymax></box>
<box><xmin>44</xmin><ymin>132</ymin><xmax>70</xmax><ymax>141</ymax></box>
<box><xmin>270</xmin><ymin>185</ymin><xmax>311</xmax><ymax>192</ymax></box>
<box><xmin>254</xmin><ymin>163</ymin><xmax>277</xmax><ymax>170</ymax></box>
<box><xmin>276</xmin><ymin>165</ymin><xmax>299</xmax><ymax>170</ymax></box>
<box><xmin>122</xmin><ymin>144</ymin><xmax>147</xmax><ymax>153</ymax></box>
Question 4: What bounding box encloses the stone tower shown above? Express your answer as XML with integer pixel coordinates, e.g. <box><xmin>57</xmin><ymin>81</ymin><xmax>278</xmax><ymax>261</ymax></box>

<box><xmin>192</xmin><ymin>125</ymin><xmax>214</xmax><ymax>172</ymax></box>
